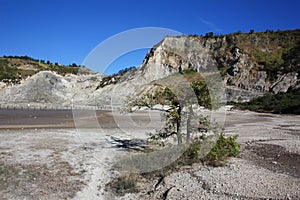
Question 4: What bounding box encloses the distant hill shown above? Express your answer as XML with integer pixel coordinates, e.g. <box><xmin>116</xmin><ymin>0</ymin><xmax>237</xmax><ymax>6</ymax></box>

<box><xmin>0</xmin><ymin>56</ymin><xmax>93</xmax><ymax>84</ymax></box>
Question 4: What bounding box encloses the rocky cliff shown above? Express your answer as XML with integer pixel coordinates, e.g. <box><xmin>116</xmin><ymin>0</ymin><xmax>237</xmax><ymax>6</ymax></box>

<box><xmin>93</xmin><ymin>29</ymin><xmax>299</xmax><ymax>105</ymax></box>
<box><xmin>0</xmin><ymin>29</ymin><xmax>299</xmax><ymax>108</ymax></box>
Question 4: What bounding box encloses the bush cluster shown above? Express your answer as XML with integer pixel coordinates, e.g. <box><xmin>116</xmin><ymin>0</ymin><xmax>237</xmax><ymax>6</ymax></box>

<box><xmin>233</xmin><ymin>88</ymin><xmax>300</xmax><ymax>114</ymax></box>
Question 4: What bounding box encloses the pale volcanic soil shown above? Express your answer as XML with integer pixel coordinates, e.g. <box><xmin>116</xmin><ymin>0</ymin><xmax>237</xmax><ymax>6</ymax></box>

<box><xmin>0</xmin><ymin>109</ymin><xmax>299</xmax><ymax>200</ymax></box>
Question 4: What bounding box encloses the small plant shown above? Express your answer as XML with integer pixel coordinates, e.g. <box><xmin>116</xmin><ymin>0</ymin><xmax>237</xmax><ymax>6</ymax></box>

<box><xmin>180</xmin><ymin>136</ymin><xmax>205</xmax><ymax>165</ymax></box>
<box><xmin>181</xmin><ymin>133</ymin><xmax>240</xmax><ymax>167</ymax></box>
<box><xmin>108</xmin><ymin>173</ymin><xmax>138</xmax><ymax>196</ymax></box>
<box><xmin>206</xmin><ymin>133</ymin><xmax>240</xmax><ymax>166</ymax></box>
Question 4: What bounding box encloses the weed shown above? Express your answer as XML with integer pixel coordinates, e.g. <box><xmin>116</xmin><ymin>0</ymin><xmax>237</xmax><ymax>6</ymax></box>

<box><xmin>108</xmin><ymin>173</ymin><xmax>138</xmax><ymax>196</ymax></box>
<box><xmin>205</xmin><ymin>133</ymin><xmax>240</xmax><ymax>166</ymax></box>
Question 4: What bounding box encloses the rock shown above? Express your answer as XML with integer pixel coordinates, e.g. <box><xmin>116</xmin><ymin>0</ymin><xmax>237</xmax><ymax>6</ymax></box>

<box><xmin>0</xmin><ymin>81</ymin><xmax>7</xmax><ymax>89</ymax></box>
<box><xmin>270</xmin><ymin>72</ymin><xmax>298</xmax><ymax>94</ymax></box>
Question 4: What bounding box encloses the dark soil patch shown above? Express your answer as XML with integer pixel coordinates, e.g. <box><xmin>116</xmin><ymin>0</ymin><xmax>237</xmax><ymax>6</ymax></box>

<box><xmin>0</xmin><ymin>160</ymin><xmax>85</xmax><ymax>200</ymax></box>
<box><xmin>243</xmin><ymin>143</ymin><xmax>300</xmax><ymax>178</ymax></box>
<box><xmin>0</xmin><ymin>109</ymin><xmax>75</xmax><ymax>129</ymax></box>
<box><xmin>273</xmin><ymin>124</ymin><xmax>300</xmax><ymax>136</ymax></box>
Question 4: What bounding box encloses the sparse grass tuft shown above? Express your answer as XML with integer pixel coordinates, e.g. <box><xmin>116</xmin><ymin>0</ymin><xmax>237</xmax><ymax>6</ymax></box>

<box><xmin>107</xmin><ymin>173</ymin><xmax>139</xmax><ymax>196</ymax></box>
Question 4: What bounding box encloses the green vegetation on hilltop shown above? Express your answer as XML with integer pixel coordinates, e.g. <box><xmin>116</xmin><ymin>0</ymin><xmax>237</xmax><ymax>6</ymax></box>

<box><xmin>206</xmin><ymin>29</ymin><xmax>300</xmax><ymax>81</ymax></box>
<box><xmin>201</xmin><ymin>29</ymin><xmax>299</xmax><ymax>114</ymax></box>
<box><xmin>0</xmin><ymin>56</ymin><xmax>91</xmax><ymax>84</ymax></box>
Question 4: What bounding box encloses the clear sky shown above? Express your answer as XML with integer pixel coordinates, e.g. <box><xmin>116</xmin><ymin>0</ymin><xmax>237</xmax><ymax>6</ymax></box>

<box><xmin>1</xmin><ymin>0</ymin><xmax>300</xmax><ymax>74</ymax></box>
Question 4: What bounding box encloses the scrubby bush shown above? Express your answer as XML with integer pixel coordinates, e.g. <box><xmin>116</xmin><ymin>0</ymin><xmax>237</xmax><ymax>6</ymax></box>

<box><xmin>233</xmin><ymin>88</ymin><xmax>300</xmax><ymax>114</ymax></box>
<box><xmin>205</xmin><ymin>134</ymin><xmax>240</xmax><ymax>166</ymax></box>
<box><xmin>182</xmin><ymin>133</ymin><xmax>240</xmax><ymax>167</ymax></box>
<box><xmin>107</xmin><ymin>173</ymin><xmax>138</xmax><ymax>196</ymax></box>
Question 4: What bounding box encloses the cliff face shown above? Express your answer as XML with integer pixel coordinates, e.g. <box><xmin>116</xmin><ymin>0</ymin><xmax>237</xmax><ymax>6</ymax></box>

<box><xmin>0</xmin><ymin>29</ymin><xmax>299</xmax><ymax>107</ymax></box>
<box><xmin>135</xmin><ymin>30</ymin><xmax>300</xmax><ymax>102</ymax></box>
<box><xmin>91</xmin><ymin>30</ymin><xmax>299</xmax><ymax>107</ymax></box>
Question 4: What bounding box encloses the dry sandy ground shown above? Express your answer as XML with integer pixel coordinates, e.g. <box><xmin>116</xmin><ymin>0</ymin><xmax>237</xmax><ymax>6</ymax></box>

<box><xmin>0</xmin><ymin>109</ymin><xmax>299</xmax><ymax>199</ymax></box>
<box><xmin>0</xmin><ymin>109</ymin><xmax>161</xmax><ymax>199</ymax></box>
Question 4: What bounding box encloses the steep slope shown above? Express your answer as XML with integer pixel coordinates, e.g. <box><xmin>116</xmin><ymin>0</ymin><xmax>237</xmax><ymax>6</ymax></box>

<box><xmin>93</xmin><ymin>29</ymin><xmax>299</xmax><ymax>105</ymax></box>
<box><xmin>91</xmin><ymin>35</ymin><xmax>226</xmax><ymax>107</ymax></box>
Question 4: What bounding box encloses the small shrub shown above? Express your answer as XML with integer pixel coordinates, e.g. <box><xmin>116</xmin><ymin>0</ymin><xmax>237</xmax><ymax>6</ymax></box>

<box><xmin>108</xmin><ymin>173</ymin><xmax>138</xmax><ymax>196</ymax></box>
<box><xmin>180</xmin><ymin>133</ymin><xmax>240</xmax><ymax>167</ymax></box>
<box><xmin>206</xmin><ymin>133</ymin><xmax>240</xmax><ymax>166</ymax></box>
<box><xmin>181</xmin><ymin>135</ymin><xmax>206</xmax><ymax>164</ymax></box>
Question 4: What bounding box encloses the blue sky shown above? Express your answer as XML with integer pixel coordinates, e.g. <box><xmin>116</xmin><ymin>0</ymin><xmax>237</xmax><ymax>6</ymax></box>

<box><xmin>1</xmin><ymin>0</ymin><xmax>300</xmax><ymax>74</ymax></box>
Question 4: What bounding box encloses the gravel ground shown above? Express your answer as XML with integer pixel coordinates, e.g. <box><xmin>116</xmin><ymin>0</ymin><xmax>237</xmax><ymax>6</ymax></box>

<box><xmin>0</xmin><ymin>109</ymin><xmax>299</xmax><ymax>199</ymax></box>
<box><xmin>116</xmin><ymin>110</ymin><xmax>300</xmax><ymax>200</ymax></box>
<box><xmin>0</xmin><ymin>129</ymin><xmax>86</xmax><ymax>200</ymax></box>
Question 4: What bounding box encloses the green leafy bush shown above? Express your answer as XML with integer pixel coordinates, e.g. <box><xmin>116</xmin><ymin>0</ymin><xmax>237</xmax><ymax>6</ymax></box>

<box><xmin>183</xmin><ymin>133</ymin><xmax>240</xmax><ymax>166</ymax></box>
<box><xmin>234</xmin><ymin>88</ymin><xmax>300</xmax><ymax>114</ymax></box>
<box><xmin>206</xmin><ymin>134</ymin><xmax>240</xmax><ymax>165</ymax></box>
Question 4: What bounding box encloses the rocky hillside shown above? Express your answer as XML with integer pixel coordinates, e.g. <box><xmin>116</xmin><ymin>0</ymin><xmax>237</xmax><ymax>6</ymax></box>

<box><xmin>0</xmin><ymin>56</ymin><xmax>93</xmax><ymax>85</ymax></box>
<box><xmin>140</xmin><ymin>29</ymin><xmax>300</xmax><ymax>101</ymax></box>
<box><xmin>93</xmin><ymin>29</ymin><xmax>299</xmax><ymax>105</ymax></box>
<box><xmin>0</xmin><ymin>29</ymin><xmax>299</xmax><ymax>108</ymax></box>
<box><xmin>0</xmin><ymin>71</ymin><xmax>101</xmax><ymax>108</ymax></box>
<box><xmin>0</xmin><ymin>56</ymin><xmax>100</xmax><ymax>108</ymax></box>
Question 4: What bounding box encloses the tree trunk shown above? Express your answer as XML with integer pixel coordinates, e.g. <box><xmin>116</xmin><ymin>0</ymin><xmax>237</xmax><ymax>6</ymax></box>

<box><xmin>186</xmin><ymin>105</ymin><xmax>193</xmax><ymax>143</ymax></box>
<box><xmin>177</xmin><ymin>105</ymin><xmax>182</xmax><ymax>145</ymax></box>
